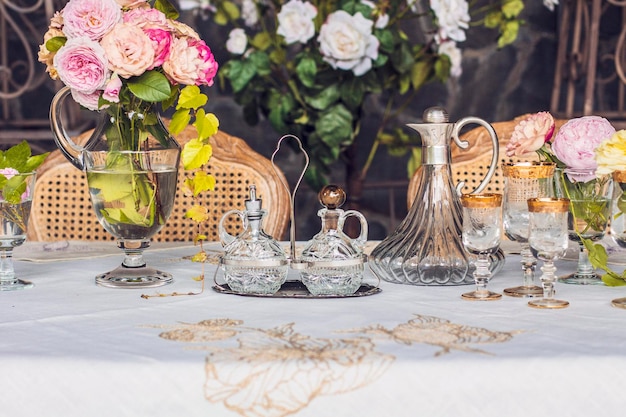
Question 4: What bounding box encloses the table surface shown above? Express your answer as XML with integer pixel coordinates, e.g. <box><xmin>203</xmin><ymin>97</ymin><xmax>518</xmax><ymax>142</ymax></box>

<box><xmin>2</xmin><ymin>241</ymin><xmax>626</xmax><ymax>417</ymax></box>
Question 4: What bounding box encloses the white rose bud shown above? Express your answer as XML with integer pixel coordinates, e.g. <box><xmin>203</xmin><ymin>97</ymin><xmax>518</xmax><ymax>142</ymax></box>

<box><xmin>226</xmin><ymin>28</ymin><xmax>248</xmax><ymax>55</ymax></box>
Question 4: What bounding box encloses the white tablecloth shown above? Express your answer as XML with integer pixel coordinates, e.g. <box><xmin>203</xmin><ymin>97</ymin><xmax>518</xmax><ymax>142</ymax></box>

<box><xmin>2</xmin><ymin>242</ymin><xmax>626</xmax><ymax>417</ymax></box>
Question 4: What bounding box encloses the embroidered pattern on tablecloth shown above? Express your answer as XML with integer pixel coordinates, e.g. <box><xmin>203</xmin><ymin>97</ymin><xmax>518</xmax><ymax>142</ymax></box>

<box><xmin>154</xmin><ymin>315</ymin><xmax>520</xmax><ymax>417</ymax></box>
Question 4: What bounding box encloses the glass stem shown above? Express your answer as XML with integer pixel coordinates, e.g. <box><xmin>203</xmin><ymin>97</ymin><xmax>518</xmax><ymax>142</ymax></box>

<box><xmin>520</xmin><ymin>244</ymin><xmax>536</xmax><ymax>287</ymax></box>
<box><xmin>118</xmin><ymin>240</ymin><xmax>149</xmax><ymax>268</ymax></box>
<box><xmin>576</xmin><ymin>242</ymin><xmax>595</xmax><ymax>275</ymax></box>
<box><xmin>0</xmin><ymin>249</ymin><xmax>16</xmax><ymax>284</ymax></box>
<box><xmin>474</xmin><ymin>254</ymin><xmax>492</xmax><ymax>295</ymax></box>
<box><xmin>540</xmin><ymin>260</ymin><xmax>557</xmax><ymax>299</ymax></box>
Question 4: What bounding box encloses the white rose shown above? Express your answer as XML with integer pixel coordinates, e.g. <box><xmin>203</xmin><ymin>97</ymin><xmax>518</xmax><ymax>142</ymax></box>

<box><xmin>317</xmin><ymin>11</ymin><xmax>379</xmax><ymax>76</ymax></box>
<box><xmin>276</xmin><ymin>0</ymin><xmax>317</xmax><ymax>44</ymax></box>
<box><xmin>543</xmin><ymin>0</ymin><xmax>559</xmax><ymax>11</ymax></box>
<box><xmin>430</xmin><ymin>0</ymin><xmax>470</xmax><ymax>43</ymax></box>
<box><xmin>241</xmin><ymin>0</ymin><xmax>259</xmax><ymax>27</ymax></box>
<box><xmin>226</xmin><ymin>28</ymin><xmax>248</xmax><ymax>55</ymax></box>
<box><xmin>438</xmin><ymin>41</ymin><xmax>462</xmax><ymax>78</ymax></box>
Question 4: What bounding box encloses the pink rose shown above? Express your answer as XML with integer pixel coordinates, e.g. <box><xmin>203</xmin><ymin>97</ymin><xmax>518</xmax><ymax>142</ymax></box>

<box><xmin>552</xmin><ymin>115</ymin><xmax>616</xmax><ymax>170</ymax></box>
<box><xmin>100</xmin><ymin>23</ymin><xmax>154</xmax><ymax>78</ymax></box>
<box><xmin>71</xmin><ymin>88</ymin><xmax>103</xmax><ymax>111</ymax></box>
<box><xmin>123</xmin><ymin>7</ymin><xmax>168</xmax><ymax>29</ymax></box>
<box><xmin>144</xmin><ymin>28</ymin><xmax>172</xmax><ymax>69</ymax></box>
<box><xmin>53</xmin><ymin>37</ymin><xmax>109</xmax><ymax>93</ymax></box>
<box><xmin>62</xmin><ymin>0</ymin><xmax>121</xmax><ymax>41</ymax></box>
<box><xmin>506</xmin><ymin>112</ymin><xmax>555</xmax><ymax>157</ymax></box>
<box><xmin>163</xmin><ymin>37</ymin><xmax>218</xmax><ymax>86</ymax></box>
<box><xmin>103</xmin><ymin>73</ymin><xmax>122</xmax><ymax>103</ymax></box>
<box><xmin>114</xmin><ymin>0</ymin><xmax>149</xmax><ymax>8</ymax></box>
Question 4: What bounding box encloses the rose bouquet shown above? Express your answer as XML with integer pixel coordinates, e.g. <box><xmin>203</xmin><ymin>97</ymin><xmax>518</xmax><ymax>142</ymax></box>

<box><xmin>38</xmin><ymin>0</ymin><xmax>220</xmax><ymax>240</ymax></box>
<box><xmin>182</xmin><ymin>0</ymin><xmax>553</xmax><ymax>188</ymax></box>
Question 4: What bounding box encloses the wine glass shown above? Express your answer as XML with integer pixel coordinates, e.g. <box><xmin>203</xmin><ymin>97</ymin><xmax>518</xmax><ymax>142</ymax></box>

<box><xmin>527</xmin><ymin>198</ymin><xmax>570</xmax><ymax>309</ymax></box>
<box><xmin>460</xmin><ymin>193</ymin><xmax>503</xmax><ymax>301</ymax></box>
<box><xmin>554</xmin><ymin>168</ymin><xmax>613</xmax><ymax>285</ymax></box>
<box><xmin>87</xmin><ymin>149</ymin><xmax>179</xmax><ymax>288</ymax></box>
<box><xmin>502</xmin><ymin>162</ymin><xmax>555</xmax><ymax>297</ymax></box>
<box><xmin>609</xmin><ymin>170</ymin><xmax>626</xmax><ymax>308</ymax></box>
<box><xmin>0</xmin><ymin>172</ymin><xmax>37</xmax><ymax>291</ymax></box>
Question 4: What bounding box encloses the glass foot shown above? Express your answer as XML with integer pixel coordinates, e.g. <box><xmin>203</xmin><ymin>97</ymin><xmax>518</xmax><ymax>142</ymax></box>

<box><xmin>96</xmin><ymin>265</ymin><xmax>173</xmax><ymax>289</ymax></box>
<box><xmin>0</xmin><ymin>279</ymin><xmax>34</xmax><ymax>291</ymax></box>
<box><xmin>528</xmin><ymin>298</ymin><xmax>569</xmax><ymax>309</ymax></box>
<box><xmin>503</xmin><ymin>285</ymin><xmax>543</xmax><ymax>298</ymax></box>
<box><xmin>558</xmin><ymin>272</ymin><xmax>604</xmax><ymax>285</ymax></box>
<box><xmin>611</xmin><ymin>297</ymin><xmax>626</xmax><ymax>309</ymax></box>
<box><xmin>461</xmin><ymin>290</ymin><xmax>502</xmax><ymax>301</ymax></box>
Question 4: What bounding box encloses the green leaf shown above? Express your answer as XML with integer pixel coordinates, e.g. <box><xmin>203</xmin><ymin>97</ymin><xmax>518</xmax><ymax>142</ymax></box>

<box><xmin>584</xmin><ymin>239</ymin><xmax>609</xmax><ymax>270</ymax></box>
<box><xmin>182</xmin><ymin>138</ymin><xmax>213</xmax><ymax>170</ymax></box>
<box><xmin>390</xmin><ymin>42</ymin><xmax>414</xmax><ymax>74</ymax></box>
<box><xmin>251</xmin><ymin>32</ymin><xmax>272</xmax><ymax>51</ymax></box>
<box><xmin>227</xmin><ymin>60</ymin><xmax>257</xmax><ymax>93</ymax></box>
<box><xmin>177</xmin><ymin>85</ymin><xmax>207</xmax><ymax>110</ymax></box>
<box><xmin>484</xmin><ymin>11</ymin><xmax>503</xmax><ymax>29</ymax></box>
<box><xmin>188</xmin><ymin>171</ymin><xmax>216</xmax><ymax>197</ymax></box>
<box><xmin>601</xmin><ymin>272</ymin><xmax>626</xmax><ymax>286</ymax></box>
<box><xmin>376</xmin><ymin>29</ymin><xmax>395</xmax><ymax>53</ymax></box>
<box><xmin>155</xmin><ymin>0</ymin><xmax>179</xmax><ymax>20</ymax></box>
<box><xmin>24</xmin><ymin>153</ymin><xmax>50</xmax><ymax>173</ymax></box>
<box><xmin>407</xmin><ymin>148</ymin><xmax>422</xmax><ymax>178</ymax></box>
<box><xmin>194</xmin><ymin>109</ymin><xmax>220</xmax><ymax>140</ymax></box>
<box><xmin>3</xmin><ymin>175</ymin><xmax>29</xmax><ymax>204</ymax></box>
<box><xmin>315</xmin><ymin>104</ymin><xmax>354</xmax><ymax>149</ymax></box>
<box><xmin>169</xmin><ymin>108</ymin><xmax>191</xmax><ymax>135</ymax></box>
<box><xmin>305</xmin><ymin>85</ymin><xmax>340</xmax><ymax>110</ymax></box>
<box><xmin>502</xmin><ymin>0</ymin><xmax>525</xmax><ymax>18</ymax></box>
<box><xmin>498</xmin><ymin>20</ymin><xmax>520</xmax><ymax>48</ymax></box>
<box><xmin>249</xmin><ymin>51</ymin><xmax>271</xmax><ymax>76</ymax></box>
<box><xmin>434</xmin><ymin>55</ymin><xmax>451</xmax><ymax>82</ymax></box>
<box><xmin>339</xmin><ymin>79</ymin><xmax>365</xmax><ymax>110</ymax></box>
<box><xmin>127</xmin><ymin>71</ymin><xmax>171</xmax><ymax>102</ymax></box>
<box><xmin>411</xmin><ymin>61</ymin><xmax>432</xmax><ymax>91</ymax></box>
<box><xmin>296</xmin><ymin>57</ymin><xmax>317</xmax><ymax>88</ymax></box>
<box><xmin>45</xmin><ymin>36</ymin><xmax>66</xmax><ymax>52</ymax></box>
<box><xmin>215</xmin><ymin>0</ymin><xmax>240</xmax><ymax>24</ymax></box>
<box><xmin>4</xmin><ymin>141</ymin><xmax>31</xmax><ymax>172</ymax></box>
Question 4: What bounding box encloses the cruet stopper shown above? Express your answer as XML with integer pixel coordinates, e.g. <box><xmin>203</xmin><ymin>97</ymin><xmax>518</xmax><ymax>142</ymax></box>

<box><xmin>217</xmin><ymin>185</ymin><xmax>288</xmax><ymax>295</ymax></box>
<box><xmin>296</xmin><ymin>185</ymin><xmax>368</xmax><ymax>296</ymax></box>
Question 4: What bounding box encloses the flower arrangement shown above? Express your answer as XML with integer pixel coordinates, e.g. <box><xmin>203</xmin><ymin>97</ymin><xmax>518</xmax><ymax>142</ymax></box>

<box><xmin>182</xmin><ymin>0</ymin><xmax>553</xmax><ymax>187</ymax></box>
<box><xmin>0</xmin><ymin>141</ymin><xmax>49</xmax><ymax>232</ymax></box>
<box><xmin>38</xmin><ymin>0</ymin><xmax>220</xmax><ymax>258</ymax></box>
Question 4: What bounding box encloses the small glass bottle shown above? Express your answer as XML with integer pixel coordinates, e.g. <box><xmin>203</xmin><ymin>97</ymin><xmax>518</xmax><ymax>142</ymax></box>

<box><xmin>298</xmin><ymin>185</ymin><xmax>368</xmax><ymax>296</ymax></box>
<box><xmin>219</xmin><ymin>185</ymin><xmax>288</xmax><ymax>294</ymax></box>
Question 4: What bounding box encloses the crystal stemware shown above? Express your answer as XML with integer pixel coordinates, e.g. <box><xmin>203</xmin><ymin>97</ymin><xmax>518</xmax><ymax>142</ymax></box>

<box><xmin>554</xmin><ymin>168</ymin><xmax>613</xmax><ymax>285</ymax></box>
<box><xmin>609</xmin><ymin>171</ymin><xmax>626</xmax><ymax>308</ymax></box>
<box><xmin>502</xmin><ymin>162</ymin><xmax>555</xmax><ymax>297</ymax></box>
<box><xmin>460</xmin><ymin>193</ymin><xmax>503</xmax><ymax>300</ymax></box>
<box><xmin>87</xmin><ymin>150</ymin><xmax>179</xmax><ymax>288</ymax></box>
<box><xmin>0</xmin><ymin>172</ymin><xmax>37</xmax><ymax>291</ymax></box>
<box><xmin>527</xmin><ymin>198</ymin><xmax>570</xmax><ymax>309</ymax></box>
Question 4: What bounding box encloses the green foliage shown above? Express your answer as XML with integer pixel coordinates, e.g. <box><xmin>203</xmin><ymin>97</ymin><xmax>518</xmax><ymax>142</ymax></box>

<box><xmin>0</xmin><ymin>141</ymin><xmax>49</xmax><ymax>204</ymax></box>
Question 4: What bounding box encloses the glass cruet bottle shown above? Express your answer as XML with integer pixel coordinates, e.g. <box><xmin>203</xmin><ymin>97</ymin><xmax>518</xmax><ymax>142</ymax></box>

<box><xmin>297</xmin><ymin>185</ymin><xmax>368</xmax><ymax>296</ymax></box>
<box><xmin>218</xmin><ymin>185</ymin><xmax>288</xmax><ymax>295</ymax></box>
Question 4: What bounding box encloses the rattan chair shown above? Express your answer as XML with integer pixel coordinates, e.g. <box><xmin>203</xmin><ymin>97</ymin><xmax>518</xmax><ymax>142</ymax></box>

<box><xmin>407</xmin><ymin>116</ymin><xmax>567</xmax><ymax>208</ymax></box>
<box><xmin>29</xmin><ymin>127</ymin><xmax>291</xmax><ymax>242</ymax></box>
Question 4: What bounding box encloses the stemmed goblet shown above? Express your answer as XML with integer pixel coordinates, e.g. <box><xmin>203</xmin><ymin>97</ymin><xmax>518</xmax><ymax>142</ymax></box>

<box><xmin>460</xmin><ymin>194</ymin><xmax>503</xmax><ymax>300</ymax></box>
<box><xmin>554</xmin><ymin>168</ymin><xmax>613</xmax><ymax>285</ymax></box>
<box><xmin>527</xmin><ymin>198</ymin><xmax>570</xmax><ymax>309</ymax></box>
<box><xmin>502</xmin><ymin>162</ymin><xmax>555</xmax><ymax>297</ymax></box>
<box><xmin>0</xmin><ymin>172</ymin><xmax>37</xmax><ymax>291</ymax></box>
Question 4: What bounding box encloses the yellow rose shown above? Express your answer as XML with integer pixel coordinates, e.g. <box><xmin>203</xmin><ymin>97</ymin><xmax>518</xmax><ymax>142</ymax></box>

<box><xmin>595</xmin><ymin>129</ymin><xmax>626</xmax><ymax>175</ymax></box>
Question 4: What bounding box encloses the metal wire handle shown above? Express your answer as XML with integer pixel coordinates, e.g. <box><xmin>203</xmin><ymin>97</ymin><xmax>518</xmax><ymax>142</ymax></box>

<box><xmin>270</xmin><ymin>135</ymin><xmax>310</xmax><ymax>260</ymax></box>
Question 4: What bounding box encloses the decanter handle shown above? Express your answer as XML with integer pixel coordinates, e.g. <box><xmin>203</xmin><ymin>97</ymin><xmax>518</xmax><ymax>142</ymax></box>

<box><xmin>218</xmin><ymin>209</ymin><xmax>247</xmax><ymax>246</ymax></box>
<box><xmin>451</xmin><ymin>117</ymin><xmax>499</xmax><ymax>195</ymax></box>
<box><xmin>339</xmin><ymin>210</ymin><xmax>368</xmax><ymax>250</ymax></box>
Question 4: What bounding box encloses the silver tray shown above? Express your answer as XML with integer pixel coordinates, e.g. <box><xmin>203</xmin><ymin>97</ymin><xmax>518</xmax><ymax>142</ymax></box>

<box><xmin>212</xmin><ymin>280</ymin><xmax>381</xmax><ymax>298</ymax></box>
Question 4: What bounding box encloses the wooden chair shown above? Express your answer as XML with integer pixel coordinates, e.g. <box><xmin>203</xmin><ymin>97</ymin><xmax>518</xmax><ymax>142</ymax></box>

<box><xmin>29</xmin><ymin>127</ymin><xmax>291</xmax><ymax>242</ymax></box>
<box><xmin>407</xmin><ymin>116</ymin><xmax>567</xmax><ymax>208</ymax></box>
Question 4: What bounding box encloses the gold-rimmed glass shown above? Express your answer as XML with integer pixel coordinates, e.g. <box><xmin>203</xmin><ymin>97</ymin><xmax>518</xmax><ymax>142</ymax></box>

<box><xmin>502</xmin><ymin>162</ymin><xmax>555</xmax><ymax>297</ymax></box>
<box><xmin>527</xmin><ymin>198</ymin><xmax>570</xmax><ymax>309</ymax></box>
<box><xmin>460</xmin><ymin>193</ymin><xmax>503</xmax><ymax>301</ymax></box>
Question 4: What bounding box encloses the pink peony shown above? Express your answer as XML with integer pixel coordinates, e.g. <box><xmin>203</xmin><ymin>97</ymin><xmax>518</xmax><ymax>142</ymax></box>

<box><xmin>163</xmin><ymin>37</ymin><xmax>218</xmax><ymax>86</ymax></box>
<box><xmin>103</xmin><ymin>73</ymin><xmax>122</xmax><ymax>103</ymax></box>
<box><xmin>53</xmin><ymin>37</ymin><xmax>109</xmax><ymax>93</ymax></box>
<box><xmin>144</xmin><ymin>28</ymin><xmax>172</xmax><ymax>69</ymax></box>
<box><xmin>62</xmin><ymin>0</ymin><xmax>121</xmax><ymax>41</ymax></box>
<box><xmin>506</xmin><ymin>112</ymin><xmax>555</xmax><ymax>157</ymax></box>
<box><xmin>100</xmin><ymin>23</ymin><xmax>154</xmax><ymax>78</ymax></box>
<box><xmin>552</xmin><ymin>115</ymin><xmax>616</xmax><ymax>170</ymax></box>
<box><xmin>114</xmin><ymin>0</ymin><xmax>149</xmax><ymax>8</ymax></box>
